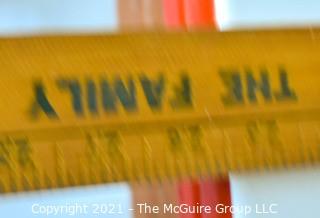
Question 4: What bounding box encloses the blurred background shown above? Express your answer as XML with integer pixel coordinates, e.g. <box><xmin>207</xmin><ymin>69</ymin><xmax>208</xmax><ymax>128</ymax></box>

<box><xmin>3</xmin><ymin>0</ymin><xmax>320</xmax><ymax>35</ymax></box>
<box><xmin>1</xmin><ymin>0</ymin><xmax>320</xmax><ymax>218</ymax></box>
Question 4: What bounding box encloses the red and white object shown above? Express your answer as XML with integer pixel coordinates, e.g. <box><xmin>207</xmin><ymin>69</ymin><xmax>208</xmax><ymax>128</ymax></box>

<box><xmin>163</xmin><ymin>0</ymin><xmax>186</xmax><ymax>28</ymax></box>
<box><xmin>184</xmin><ymin>0</ymin><xmax>216</xmax><ymax>28</ymax></box>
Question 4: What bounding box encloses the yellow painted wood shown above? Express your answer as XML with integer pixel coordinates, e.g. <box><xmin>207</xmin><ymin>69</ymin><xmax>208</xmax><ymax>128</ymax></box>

<box><xmin>0</xmin><ymin>29</ymin><xmax>319</xmax><ymax>193</ymax></box>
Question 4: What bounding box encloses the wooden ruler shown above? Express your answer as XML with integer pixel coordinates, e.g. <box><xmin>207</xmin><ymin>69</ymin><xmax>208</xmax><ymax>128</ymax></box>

<box><xmin>0</xmin><ymin>28</ymin><xmax>319</xmax><ymax>193</ymax></box>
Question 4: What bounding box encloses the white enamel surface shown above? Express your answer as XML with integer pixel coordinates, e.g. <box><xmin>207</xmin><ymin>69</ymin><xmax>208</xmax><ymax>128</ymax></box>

<box><xmin>0</xmin><ymin>183</ymin><xmax>132</xmax><ymax>218</ymax></box>
<box><xmin>230</xmin><ymin>168</ymin><xmax>320</xmax><ymax>218</ymax></box>
<box><xmin>0</xmin><ymin>0</ymin><xmax>117</xmax><ymax>35</ymax></box>
<box><xmin>215</xmin><ymin>0</ymin><xmax>320</xmax><ymax>30</ymax></box>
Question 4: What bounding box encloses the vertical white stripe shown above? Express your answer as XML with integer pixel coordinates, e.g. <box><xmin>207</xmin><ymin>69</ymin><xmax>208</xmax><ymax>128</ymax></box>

<box><xmin>214</xmin><ymin>0</ymin><xmax>231</xmax><ymax>30</ymax></box>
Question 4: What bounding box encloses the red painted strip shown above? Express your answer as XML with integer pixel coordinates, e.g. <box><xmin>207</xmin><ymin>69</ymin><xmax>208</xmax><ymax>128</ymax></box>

<box><xmin>163</xmin><ymin>0</ymin><xmax>186</xmax><ymax>28</ymax></box>
<box><xmin>184</xmin><ymin>0</ymin><xmax>216</xmax><ymax>28</ymax></box>
<box><xmin>200</xmin><ymin>178</ymin><xmax>232</xmax><ymax>218</ymax></box>
<box><xmin>178</xmin><ymin>180</ymin><xmax>202</xmax><ymax>218</ymax></box>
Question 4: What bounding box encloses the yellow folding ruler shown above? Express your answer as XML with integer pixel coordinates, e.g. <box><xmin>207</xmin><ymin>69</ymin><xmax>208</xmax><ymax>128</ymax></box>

<box><xmin>0</xmin><ymin>28</ymin><xmax>320</xmax><ymax>193</ymax></box>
